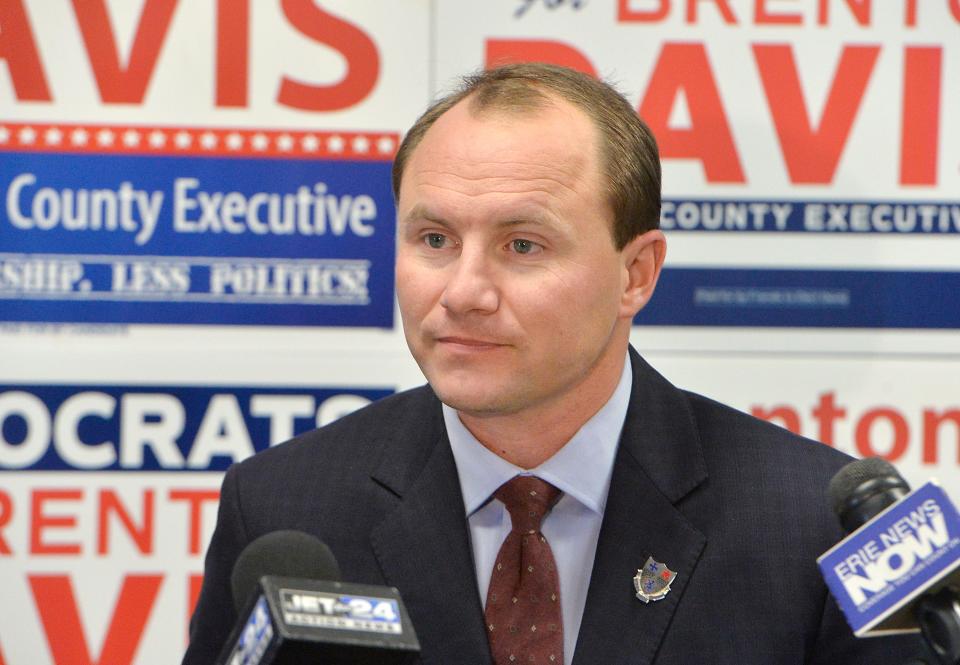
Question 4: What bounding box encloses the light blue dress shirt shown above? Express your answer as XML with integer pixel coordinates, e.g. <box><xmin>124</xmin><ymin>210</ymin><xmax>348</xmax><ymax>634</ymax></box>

<box><xmin>444</xmin><ymin>355</ymin><xmax>632</xmax><ymax>665</ymax></box>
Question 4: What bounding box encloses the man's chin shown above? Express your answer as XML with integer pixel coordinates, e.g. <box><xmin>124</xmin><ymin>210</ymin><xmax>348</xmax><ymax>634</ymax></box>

<box><xmin>430</xmin><ymin>384</ymin><xmax>525</xmax><ymax>418</ymax></box>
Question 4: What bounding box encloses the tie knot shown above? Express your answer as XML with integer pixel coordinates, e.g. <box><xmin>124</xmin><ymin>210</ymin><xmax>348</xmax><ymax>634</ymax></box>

<box><xmin>494</xmin><ymin>476</ymin><xmax>561</xmax><ymax>534</ymax></box>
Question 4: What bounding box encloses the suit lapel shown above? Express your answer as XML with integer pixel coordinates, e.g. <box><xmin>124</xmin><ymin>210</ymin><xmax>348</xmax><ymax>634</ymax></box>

<box><xmin>573</xmin><ymin>350</ymin><xmax>708</xmax><ymax>665</ymax></box>
<box><xmin>369</xmin><ymin>397</ymin><xmax>491</xmax><ymax>664</ymax></box>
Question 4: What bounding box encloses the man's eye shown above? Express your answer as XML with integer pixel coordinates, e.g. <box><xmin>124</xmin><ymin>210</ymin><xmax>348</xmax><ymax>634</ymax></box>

<box><xmin>424</xmin><ymin>233</ymin><xmax>446</xmax><ymax>249</ymax></box>
<box><xmin>511</xmin><ymin>238</ymin><xmax>540</xmax><ymax>254</ymax></box>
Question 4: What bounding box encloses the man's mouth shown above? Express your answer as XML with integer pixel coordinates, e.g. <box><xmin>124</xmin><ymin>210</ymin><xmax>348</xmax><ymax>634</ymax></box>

<box><xmin>436</xmin><ymin>336</ymin><xmax>506</xmax><ymax>349</ymax></box>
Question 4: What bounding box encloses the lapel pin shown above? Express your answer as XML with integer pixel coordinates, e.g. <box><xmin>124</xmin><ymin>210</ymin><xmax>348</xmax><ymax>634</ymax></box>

<box><xmin>634</xmin><ymin>556</ymin><xmax>676</xmax><ymax>603</ymax></box>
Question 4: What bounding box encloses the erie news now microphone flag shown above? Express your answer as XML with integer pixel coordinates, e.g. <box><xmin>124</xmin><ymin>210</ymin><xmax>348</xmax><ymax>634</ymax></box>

<box><xmin>817</xmin><ymin>481</ymin><xmax>960</xmax><ymax>637</ymax></box>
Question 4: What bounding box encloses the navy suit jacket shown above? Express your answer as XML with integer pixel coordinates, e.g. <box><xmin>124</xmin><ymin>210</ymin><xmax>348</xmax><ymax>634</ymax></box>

<box><xmin>183</xmin><ymin>350</ymin><xmax>920</xmax><ymax>663</ymax></box>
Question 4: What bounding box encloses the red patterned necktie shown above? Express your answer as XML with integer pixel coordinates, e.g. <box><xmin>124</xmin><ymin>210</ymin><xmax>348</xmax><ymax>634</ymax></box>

<box><xmin>484</xmin><ymin>476</ymin><xmax>563</xmax><ymax>665</ymax></box>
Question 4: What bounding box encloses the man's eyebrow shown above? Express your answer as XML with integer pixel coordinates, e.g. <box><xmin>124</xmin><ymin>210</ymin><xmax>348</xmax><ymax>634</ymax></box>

<box><xmin>401</xmin><ymin>205</ymin><xmax>447</xmax><ymax>226</ymax></box>
<box><xmin>400</xmin><ymin>206</ymin><xmax>558</xmax><ymax>229</ymax></box>
<box><xmin>498</xmin><ymin>216</ymin><xmax>551</xmax><ymax>228</ymax></box>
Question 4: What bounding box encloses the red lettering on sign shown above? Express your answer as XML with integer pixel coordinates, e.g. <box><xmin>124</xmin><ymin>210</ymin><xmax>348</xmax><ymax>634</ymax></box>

<box><xmin>904</xmin><ymin>0</ymin><xmax>960</xmax><ymax>25</ymax></box>
<box><xmin>812</xmin><ymin>391</ymin><xmax>846</xmax><ymax>446</ymax></box>
<box><xmin>752</xmin><ymin>394</ymin><xmax>960</xmax><ymax>466</ymax></box>
<box><xmin>618</xmin><ymin>0</ymin><xmax>669</xmax><ymax>21</ymax></box>
<box><xmin>0</xmin><ymin>490</ymin><xmax>11</xmax><ymax>554</ymax></box>
<box><xmin>30</xmin><ymin>489</ymin><xmax>82</xmax><ymax>555</ymax></box>
<box><xmin>686</xmin><ymin>0</ymin><xmax>738</xmax><ymax>23</ymax></box>
<box><xmin>750</xmin><ymin>405</ymin><xmax>801</xmax><ymax>434</ymax></box>
<box><xmin>817</xmin><ymin>0</ymin><xmax>871</xmax><ymax>25</ymax></box>
<box><xmin>755</xmin><ymin>0</ymin><xmax>802</xmax><ymax>24</ymax></box>
<box><xmin>484</xmin><ymin>39</ymin><xmax>597</xmax><ymax>76</ymax></box>
<box><xmin>98</xmin><ymin>490</ymin><xmax>155</xmax><ymax>555</ymax></box>
<box><xmin>904</xmin><ymin>0</ymin><xmax>918</xmax><ymax>25</ymax></box>
<box><xmin>169</xmin><ymin>489</ymin><xmax>220</xmax><ymax>555</ymax></box>
<box><xmin>29</xmin><ymin>574</ymin><xmax>162</xmax><ymax>665</ymax></box>
<box><xmin>0</xmin><ymin>0</ymin><xmax>51</xmax><ymax>101</ymax></box>
<box><xmin>277</xmin><ymin>0</ymin><xmax>379</xmax><ymax>111</ymax></box>
<box><xmin>900</xmin><ymin>47</ymin><xmax>941</xmax><ymax>186</ymax></box>
<box><xmin>70</xmin><ymin>0</ymin><xmax>178</xmax><ymax>103</ymax></box>
<box><xmin>216</xmin><ymin>0</ymin><xmax>249</xmax><ymax>107</ymax></box>
<box><xmin>640</xmin><ymin>43</ymin><xmax>745</xmax><ymax>183</ymax></box>
<box><xmin>753</xmin><ymin>44</ymin><xmax>879</xmax><ymax>184</ymax></box>
<box><xmin>922</xmin><ymin>409</ymin><xmax>960</xmax><ymax>465</ymax></box>
<box><xmin>856</xmin><ymin>407</ymin><xmax>909</xmax><ymax>460</ymax></box>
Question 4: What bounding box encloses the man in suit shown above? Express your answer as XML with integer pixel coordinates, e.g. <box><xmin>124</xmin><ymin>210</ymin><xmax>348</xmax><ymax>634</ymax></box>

<box><xmin>183</xmin><ymin>64</ymin><xmax>921</xmax><ymax>663</ymax></box>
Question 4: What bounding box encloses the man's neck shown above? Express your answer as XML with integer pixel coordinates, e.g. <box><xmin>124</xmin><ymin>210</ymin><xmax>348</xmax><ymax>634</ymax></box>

<box><xmin>457</xmin><ymin>347</ymin><xmax>629</xmax><ymax>469</ymax></box>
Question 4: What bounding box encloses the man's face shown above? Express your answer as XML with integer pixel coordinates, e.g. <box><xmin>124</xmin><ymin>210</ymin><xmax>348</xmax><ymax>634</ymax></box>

<box><xmin>395</xmin><ymin>97</ymin><xmax>639</xmax><ymax>418</ymax></box>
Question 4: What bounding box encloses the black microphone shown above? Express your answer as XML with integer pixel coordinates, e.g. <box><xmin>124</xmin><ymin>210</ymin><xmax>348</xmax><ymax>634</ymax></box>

<box><xmin>216</xmin><ymin>530</ymin><xmax>420</xmax><ymax>665</ymax></box>
<box><xmin>826</xmin><ymin>458</ymin><xmax>960</xmax><ymax>665</ymax></box>
<box><xmin>829</xmin><ymin>456</ymin><xmax>911</xmax><ymax>534</ymax></box>
<box><xmin>229</xmin><ymin>530</ymin><xmax>342</xmax><ymax>614</ymax></box>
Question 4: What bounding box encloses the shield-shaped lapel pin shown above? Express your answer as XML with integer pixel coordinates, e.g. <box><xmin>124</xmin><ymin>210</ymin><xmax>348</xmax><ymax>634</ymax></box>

<box><xmin>633</xmin><ymin>556</ymin><xmax>677</xmax><ymax>603</ymax></box>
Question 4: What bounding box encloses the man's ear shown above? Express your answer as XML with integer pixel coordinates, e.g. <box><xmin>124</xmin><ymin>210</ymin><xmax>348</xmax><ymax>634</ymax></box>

<box><xmin>619</xmin><ymin>229</ymin><xmax>667</xmax><ymax>318</ymax></box>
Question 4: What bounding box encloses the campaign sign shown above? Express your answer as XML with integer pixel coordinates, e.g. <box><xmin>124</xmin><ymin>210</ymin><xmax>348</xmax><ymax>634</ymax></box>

<box><xmin>643</xmin><ymin>196</ymin><xmax>960</xmax><ymax>329</ymax></box>
<box><xmin>0</xmin><ymin>124</ymin><xmax>398</xmax><ymax>327</ymax></box>
<box><xmin>642</xmin><ymin>267</ymin><xmax>960</xmax><ymax>329</ymax></box>
<box><xmin>817</xmin><ymin>482</ymin><xmax>960</xmax><ymax>636</ymax></box>
<box><xmin>0</xmin><ymin>384</ymin><xmax>393</xmax><ymax>472</ymax></box>
<box><xmin>637</xmin><ymin>199</ymin><xmax>960</xmax><ymax>329</ymax></box>
<box><xmin>660</xmin><ymin>197</ymin><xmax>960</xmax><ymax>236</ymax></box>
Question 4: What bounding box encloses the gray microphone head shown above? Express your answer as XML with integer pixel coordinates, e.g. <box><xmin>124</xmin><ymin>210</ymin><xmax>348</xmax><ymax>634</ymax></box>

<box><xmin>828</xmin><ymin>457</ymin><xmax>911</xmax><ymax>534</ymax></box>
<box><xmin>230</xmin><ymin>530</ymin><xmax>341</xmax><ymax>613</ymax></box>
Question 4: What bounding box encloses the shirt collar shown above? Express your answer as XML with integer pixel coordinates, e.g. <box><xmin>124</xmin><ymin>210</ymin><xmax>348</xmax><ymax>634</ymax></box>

<box><xmin>444</xmin><ymin>354</ymin><xmax>632</xmax><ymax>517</ymax></box>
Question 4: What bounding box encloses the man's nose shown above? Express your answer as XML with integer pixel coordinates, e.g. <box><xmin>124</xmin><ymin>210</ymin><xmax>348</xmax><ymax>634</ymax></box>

<box><xmin>439</xmin><ymin>246</ymin><xmax>499</xmax><ymax>315</ymax></box>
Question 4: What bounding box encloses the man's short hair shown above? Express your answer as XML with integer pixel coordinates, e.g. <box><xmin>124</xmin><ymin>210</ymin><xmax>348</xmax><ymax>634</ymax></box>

<box><xmin>392</xmin><ymin>62</ymin><xmax>661</xmax><ymax>249</ymax></box>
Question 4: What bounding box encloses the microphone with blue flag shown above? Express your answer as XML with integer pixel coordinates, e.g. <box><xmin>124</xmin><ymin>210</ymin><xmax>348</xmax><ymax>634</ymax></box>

<box><xmin>819</xmin><ymin>458</ymin><xmax>960</xmax><ymax>663</ymax></box>
<box><xmin>215</xmin><ymin>530</ymin><xmax>420</xmax><ymax>665</ymax></box>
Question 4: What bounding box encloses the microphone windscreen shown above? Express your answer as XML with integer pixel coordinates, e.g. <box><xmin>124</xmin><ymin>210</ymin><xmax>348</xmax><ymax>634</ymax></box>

<box><xmin>828</xmin><ymin>457</ymin><xmax>900</xmax><ymax>515</ymax></box>
<box><xmin>828</xmin><ymin>457</ymin><xmax>911</xmax><ymax>533</ymax></box>
<box><xmin>230</xmin><ymin>530</ymin><xmax>342</xmax><ymax>612</ymax></box>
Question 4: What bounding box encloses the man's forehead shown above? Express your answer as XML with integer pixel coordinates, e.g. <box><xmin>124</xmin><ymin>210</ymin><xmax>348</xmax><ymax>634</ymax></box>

<box><xmin>402</xmin><ymin>145</ymin><xmax>595</xmax><ymax>208</ymax></box>
<box><xmin>395</xmin><ymin>90</ymin><xmax>606</xmax><ymax>226</ymax></box>
<box><xmin>399</xmin><ymin>202</ymin><xmax>561</xmax><ymax>234</ymax></box>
